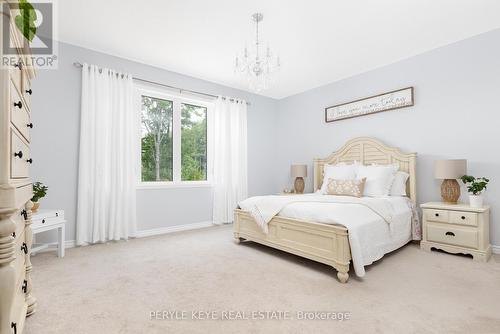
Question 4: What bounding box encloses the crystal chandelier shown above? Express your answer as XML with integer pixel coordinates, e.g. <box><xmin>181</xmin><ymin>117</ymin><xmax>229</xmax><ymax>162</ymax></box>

<box><xmin>234</xmin><ymin>13</ymin><xmax>280</xmax><ymax>92</ymax></box>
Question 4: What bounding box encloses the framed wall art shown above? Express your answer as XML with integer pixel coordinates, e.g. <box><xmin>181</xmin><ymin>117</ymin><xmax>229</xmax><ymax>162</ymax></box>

<box><xmin>325</xmin><ymin>87</ymin><xmax>414</xmax><ymax>122</ymax></box>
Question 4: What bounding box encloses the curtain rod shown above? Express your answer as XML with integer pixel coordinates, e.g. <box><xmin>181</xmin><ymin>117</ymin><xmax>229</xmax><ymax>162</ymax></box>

<box><xmin>73</xmin><ymin>62</ymin><xmax>250</xmax><ymax>106</ymax></box>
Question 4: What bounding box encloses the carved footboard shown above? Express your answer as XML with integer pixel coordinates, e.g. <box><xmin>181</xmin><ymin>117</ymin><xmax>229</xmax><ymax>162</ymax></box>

<box><xmin>233</xmin><ymin>209</ymin><xmax>352</xmax><ymax>283</ymax></box>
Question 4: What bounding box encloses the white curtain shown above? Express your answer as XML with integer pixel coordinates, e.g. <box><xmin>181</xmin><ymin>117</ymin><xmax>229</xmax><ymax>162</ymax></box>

<box><xmin>212</xmin><ymin>97</ymin><xmax>248</xmax><ymax>224</ymax></box>
<box><xmin>76</xmin><ymin>63</ymin><xmax>137</xmax><ymax>245</ymax></box>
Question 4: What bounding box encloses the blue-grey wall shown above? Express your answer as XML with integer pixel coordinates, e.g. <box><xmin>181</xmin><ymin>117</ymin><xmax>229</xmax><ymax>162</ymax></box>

<box><xmin>31</xmin><ymin>42</ymin><xmax>279</xmax><ymax>242</ymax></box>
<box><xmin>276</xmin><ymin>29</ymin><xmax>500</xmax><ymax>246</ymax></box>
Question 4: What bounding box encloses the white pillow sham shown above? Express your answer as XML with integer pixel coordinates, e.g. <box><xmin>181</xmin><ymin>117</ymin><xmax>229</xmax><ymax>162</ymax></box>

<box><xmin>390</xmin><ymin>171</ymin><xmax>409</xmax><ymax>196</ymax></box>
<box><xmin>320</xmin><ymin>163</ymin><xmax>357</xmax><ymax>194</ymax></box>
<box><xmin>355</xmin><ymin>163</ymin><xmax>398</xmax><ymax>197</ymax></box>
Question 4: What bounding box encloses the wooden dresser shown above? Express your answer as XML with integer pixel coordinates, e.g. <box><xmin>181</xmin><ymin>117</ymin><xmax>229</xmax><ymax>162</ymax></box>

<box><xmin>0</xmin><ymin>1</ymin><xmax>37</xmax><ymax>333</ymax></box>
<box><xmin>420</xmin><ymin>202</ymin><xmax>491</xmax><ymax>262</ymax></box>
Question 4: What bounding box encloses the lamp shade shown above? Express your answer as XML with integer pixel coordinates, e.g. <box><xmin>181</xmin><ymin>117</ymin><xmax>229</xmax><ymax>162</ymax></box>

<box><xmin>434</xmin><ymin>159</ymin><xmax>467</xmax><ymax>179</ymax></box>
<box><xmin>291</xmin><ymin>164</ymin><xmax>307</xmax><ymax>178</ymax></box>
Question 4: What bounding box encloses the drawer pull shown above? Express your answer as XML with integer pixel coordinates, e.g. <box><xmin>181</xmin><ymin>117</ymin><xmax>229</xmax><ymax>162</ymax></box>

<box><xmin>27</xmin><ymin>158</ymin><xmax>33</xmax><ymax>164</ymax></box>
<box><xmin>11</xmin><ymin>322</ymin><xmax>17</xmax><ymax>334</ymax></box>
<box><xmin>27</xmin><ymin>123</ymin><xmax>33</xmax><ymax>128</ymax></box>
<box><xmin>12</xmin><ymin>232</ymin><xmax>16</xmax><ymax>238</ymax></box>
<box><xmin>21</xmin><ymin>243</ymin><xmax>28</xmax><ymax>254</ymax></box>
<box><xmin>14</xmin><ymin>151</ymin><xmax>23</xmax><ymax>159</ymax></box>
<box><xmin>22</xmin><ymin>280</ymin><xmax>27</xmax><ymax>293</ymax></box>
<box><xmin>42</xmin><ymin>219</ymin><xmax>45</xmax><ymax>224</ymax></box>
<box><xmin>26</xmin><ymin>89</ymin><xmax>32</xmax><ymax>95</ymax></box>
<box><xmin>435</xmin><ymin>213</ymin><xmax>439</xmax><ymax>217</ymax></box>
<box><xmin>20</xmin><ymin>210</ymin><xmax>27</xmax><ymax>220</ymax></box>
<box><xmin>461</xmin><ymin>216</ymin><xmax>466</xmax><ymax>220</ymax></box>
<box><xmin>14</xmin><ymin>101</ymin><xmax>23</xmax><ymax>109</ymax></box>
<box><xmin>445</xmin><ymin>231</ymin><xmax>455</xmax><ymax>237</ymax></box>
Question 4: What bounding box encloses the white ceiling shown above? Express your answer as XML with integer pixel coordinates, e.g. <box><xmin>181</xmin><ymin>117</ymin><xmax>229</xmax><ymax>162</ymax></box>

<box><xmin>56</xmin><ymin>0</ymin><xmax>500</xmax><ymax>99</ymax></box>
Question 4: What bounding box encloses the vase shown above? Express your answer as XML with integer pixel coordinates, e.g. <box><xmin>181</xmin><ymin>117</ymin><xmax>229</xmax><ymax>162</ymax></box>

<box><xmin>469</xmin><ymin>195</ymin><xmax>483</xmax><ymax>208</ymax></box>
<box><xmin>32</xmin><ymin>201</ymin><xmax>40</xmax><ymax>212</ymax></box>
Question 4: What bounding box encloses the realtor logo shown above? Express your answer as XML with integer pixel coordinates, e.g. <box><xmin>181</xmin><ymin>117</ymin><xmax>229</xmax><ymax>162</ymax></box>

<box><xmin>2</xmin><ymin>0</ymin><xmax>58</xmax><ymax>69</ymax></box>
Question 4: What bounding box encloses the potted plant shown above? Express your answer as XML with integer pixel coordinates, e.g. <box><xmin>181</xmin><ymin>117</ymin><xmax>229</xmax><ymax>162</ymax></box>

<box><xmin>31</xmin><ymin>182</ymin><xmax>48</xmax><ymax>212</ymax></box>
<box><xmin>460</xmin><ymin>175</ymin><xmax>489</xmax><ymax>208</ymax></box>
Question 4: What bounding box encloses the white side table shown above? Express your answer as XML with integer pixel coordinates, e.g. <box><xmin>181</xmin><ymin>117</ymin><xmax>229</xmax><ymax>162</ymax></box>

<box><xmin>32</xmin><ymin>209</ymin><xmax>66</xmax><ymax>258</ymax></box>
<box><xmin>420</xmin><ymin>202</ymin><xmax>491</xmax><ymax>262</ymax></box>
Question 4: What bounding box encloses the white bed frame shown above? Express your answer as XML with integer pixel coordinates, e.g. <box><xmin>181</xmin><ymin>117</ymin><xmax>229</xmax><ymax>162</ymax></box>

<box><xmin>234</xmin><ymin>137</ymin><xmax>417</xmax><ymax>283</ymax></box>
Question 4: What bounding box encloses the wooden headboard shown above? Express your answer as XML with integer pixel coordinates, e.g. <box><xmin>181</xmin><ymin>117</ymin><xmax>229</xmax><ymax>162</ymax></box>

<box><xmin>313</xmin><ymin>137</ymin><xmax>417</xmax><ymax>203</ymax></box>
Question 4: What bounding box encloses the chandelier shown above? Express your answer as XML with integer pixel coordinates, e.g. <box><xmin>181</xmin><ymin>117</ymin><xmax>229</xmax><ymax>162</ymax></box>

<box><xmin>234</xmin><ymin>13</ymin><xmax>280</xmax><ymax>92</ymax></box>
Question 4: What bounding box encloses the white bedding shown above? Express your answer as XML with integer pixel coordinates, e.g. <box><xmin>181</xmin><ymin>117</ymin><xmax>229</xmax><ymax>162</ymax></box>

<box><xmin>239</xmin><ymin>194</ymin><xmax>419</xmax><ymax>277</ymax></box>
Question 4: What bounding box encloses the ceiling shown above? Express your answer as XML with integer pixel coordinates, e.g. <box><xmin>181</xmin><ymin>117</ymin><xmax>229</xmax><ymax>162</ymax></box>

<box><xmin>56</xmin><ymin>0</ymin><xmax>500</xmax><ymax>99</ymax></box>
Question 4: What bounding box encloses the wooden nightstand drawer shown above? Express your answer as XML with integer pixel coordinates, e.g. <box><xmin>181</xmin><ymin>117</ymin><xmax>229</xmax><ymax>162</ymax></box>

<box><xmin>449</xmin><ymin>211</ymin><xmax>477</xmax><ymax>226</ymax></box>
<box><xmin>427</xmin><ymin>223</ymin><xmax>478</xmax><ymax>249</ymax></box>
<box><xmin>424</xmin><ymin>209</ymin><xmax>449</xmax><ymax>223</ymax></box>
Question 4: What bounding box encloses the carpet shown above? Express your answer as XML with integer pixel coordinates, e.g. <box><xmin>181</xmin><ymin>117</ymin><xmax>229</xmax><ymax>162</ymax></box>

<box><xmin>25</xmin><ymin>225</ymin><xmax>500</xmax><ymax>334</ymax></box>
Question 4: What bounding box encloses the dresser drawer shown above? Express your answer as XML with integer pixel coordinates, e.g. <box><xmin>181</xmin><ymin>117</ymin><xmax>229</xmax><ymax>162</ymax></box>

<box><xmin>12</xmin><ymin>229</ymin><xmax>27</xmax><ymax>283</ymax></box>
<box><xmin>10</xmin><ymin>56</ymin><xmax>24</xmax><ymax>93</ymax></box>
<box><xmin>15</xmin><ymin>268</ymin><xmax>27</xmax><ymax>309</ymax></box>
<box><xmin>10</xmin><ymin>130</ymin><xmax>30</xmax><ymax>179</ymax></box>
<box><xmin>449</xmin><ymin>211</ymin><xmax>477</xmax><ymax>227</ymax></box>
<box><xmin>23</xmin><ymin>72</ymin><xmax>32</xmax><ymax>110</ymax></box>
<box><xmin>10</xmin><ymin>269</ymin><xmax>28</xmax><ymax>334</ymax></box>
<box><xmin>424</xmin><ymin>209</ymin><xmax>449</xmax><ymax>223</ymax></box>
<box><xmin>10</xmin><ymin>81</ymin><xmax>31</xmax><ymax>142</ymax></box>
<box><xmin>427</xmin><ymin>223</ymin><xmax>478</xmax><ymax>249</ymax></box>
<box><xmin>12</xmin><ymin>209</ymin><xmax>26</xmax><ymax>241</ymax></box>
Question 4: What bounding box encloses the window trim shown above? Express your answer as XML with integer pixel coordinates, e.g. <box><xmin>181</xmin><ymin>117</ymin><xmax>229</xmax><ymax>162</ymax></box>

<box><xmin>136</xmin><ymin>83</ymin><xmax>213</xmax><ymax>188</ymax></box>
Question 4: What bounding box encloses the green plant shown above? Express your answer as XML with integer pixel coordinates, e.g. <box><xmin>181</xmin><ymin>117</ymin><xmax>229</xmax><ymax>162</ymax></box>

<box><xmin>15</xmin><ymin>0</ymin><xmax>37</xmax><ymax>42</ymax></box>
<box><xmin>32</xmin><ymin>182</ymin><xmax>48</xmax><ymax>202</ymax></box>
<box><xmin>460</xmin><ymin>175</ymin><xmax>489</xmax><ymax>195</ymax></box>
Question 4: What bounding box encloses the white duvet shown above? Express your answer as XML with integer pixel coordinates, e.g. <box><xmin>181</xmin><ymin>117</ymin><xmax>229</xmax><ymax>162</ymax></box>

<box><xmin>238</xmin><ymin>194</ymin><xmax>419</xmax><ymax>277</ymax></box>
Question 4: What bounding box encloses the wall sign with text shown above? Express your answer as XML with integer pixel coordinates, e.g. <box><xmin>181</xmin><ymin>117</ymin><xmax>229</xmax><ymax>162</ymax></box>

<box><xmin>325</xmin><ymin>87</ymin><xmax>414</xmax><ymax>122</ymax></box>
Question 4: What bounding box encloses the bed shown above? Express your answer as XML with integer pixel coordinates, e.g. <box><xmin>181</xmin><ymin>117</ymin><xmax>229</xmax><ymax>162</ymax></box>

<box><xmin>233</xmin><ymin>137</ymin><xmax>417</xmax><ymax>283</ymax></box>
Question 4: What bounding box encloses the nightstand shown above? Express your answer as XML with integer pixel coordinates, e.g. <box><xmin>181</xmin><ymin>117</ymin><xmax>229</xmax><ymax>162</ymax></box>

<box><xmin>420</xmin><ymin>202</ymin><xmax>491</xmax><ymax>262</ymax></box>
<box><xmin>31</xmin><ymin>209</ymin><xmax>66</xmax><ymax>258</ymax></box>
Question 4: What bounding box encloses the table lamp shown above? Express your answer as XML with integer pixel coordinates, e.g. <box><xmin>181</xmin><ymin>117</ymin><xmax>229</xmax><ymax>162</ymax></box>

<box><xmin>291</xmin><ymin>164</ymin><xmax>307</xmax><ymax>194</ymax></box>
<box><xmin>434</xmin><ymin>159</ymin><xmax>467</xmax><ymax>204</ymax></box>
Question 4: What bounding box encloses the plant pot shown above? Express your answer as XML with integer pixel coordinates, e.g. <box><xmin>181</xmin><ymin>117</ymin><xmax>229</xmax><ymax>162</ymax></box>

<box><xmin>469</xmin><ymin>195</ymin><xmax>483</xmax><ymax>208</ymax></box>
<box><xmin>32</xmin><ymin>201</ymin><xmax>40</xmax><ymax>212</ymax></box>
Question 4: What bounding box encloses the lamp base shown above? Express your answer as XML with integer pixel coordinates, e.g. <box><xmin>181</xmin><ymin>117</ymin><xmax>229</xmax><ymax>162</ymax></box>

<box><xmin>294</xmin><ymin>177</ymin><xmax>305</xmax><ymax>194</ymax></box>
<box><xmin>441</xmin><ymin>179</ymin><xmax>460</xmax><ymax>204</ymax></box>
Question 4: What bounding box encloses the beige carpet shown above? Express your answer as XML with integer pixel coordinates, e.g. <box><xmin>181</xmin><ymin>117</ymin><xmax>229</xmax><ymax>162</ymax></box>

<box><xmin>25</xmin><ymin>225</ymin><xmax>500</xmax><ymax>334</ymax></box>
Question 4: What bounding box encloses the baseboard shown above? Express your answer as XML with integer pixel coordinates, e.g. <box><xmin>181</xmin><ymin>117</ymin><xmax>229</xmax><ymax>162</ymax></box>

<box><xmin>32</xmin><ymin>221</ymin><xmax>215</xmax><ymax>254</ymax></box>
<box><xmin>135</xmin><ymin>221</ymin><xmax>214</xmax><ymax>238</ymax></box>
<box><xmin>492</xmin><ymin>245</ymin><xmax>500</xmax><ymax>255</ymax></box>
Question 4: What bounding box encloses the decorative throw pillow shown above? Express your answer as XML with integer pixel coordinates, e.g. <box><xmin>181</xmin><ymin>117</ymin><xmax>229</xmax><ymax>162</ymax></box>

<box><xmin>319</xmin><ymin>163</ymin><xmax>357</xmax><ymax>194</ymax></box>
<box><xmin>326</xmin><ymin>178</ymin><xmax>367</xmax><ymax>197</ymax></box>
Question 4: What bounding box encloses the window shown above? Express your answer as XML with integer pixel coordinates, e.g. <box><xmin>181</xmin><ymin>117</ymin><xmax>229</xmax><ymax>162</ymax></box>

<box><xmin>181</xmin><ymin>103</ymin><xmax>207</xmax><ymax>181</ymax></box>
<box><xmin>137</xmin><ymin>85</ymin><xmax>212</xmax><ymax>187</ymax></box>
<box><xmin>140</xmin><ymin>96</ymin><xmax>173</xmax><ymax>182</ymax></box>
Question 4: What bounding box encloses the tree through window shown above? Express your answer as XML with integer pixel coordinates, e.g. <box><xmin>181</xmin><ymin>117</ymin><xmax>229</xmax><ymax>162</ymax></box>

<box><xmin>139</xmin><ymin>89</ymin><xmax>211</xmax><ymax>185</ymax></box>
<box><xmin>141</xmin><ymin>96</ymin><xmax>173</xmax><ymax>182</ymax></box>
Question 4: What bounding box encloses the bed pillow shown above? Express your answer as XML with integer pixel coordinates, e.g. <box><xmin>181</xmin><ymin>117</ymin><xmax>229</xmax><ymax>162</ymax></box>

<box><xmin>326</xmin><ymin>178</ymin><xmax>366</xmax><ymax>197</ymax></box>
<box><xmin>355</xmin><ymin>164</ymin><xmax>398</xmax><ymax>197</ymax></box>
<box><xmin>390</xmin><ymin>171</ymin><xmax>409</xmax><ymax>196</ymax></box>
<box><xmin>319</xmin><ymin>163</ymin><xmax>357</xmax><ymax>194</ymax></box>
